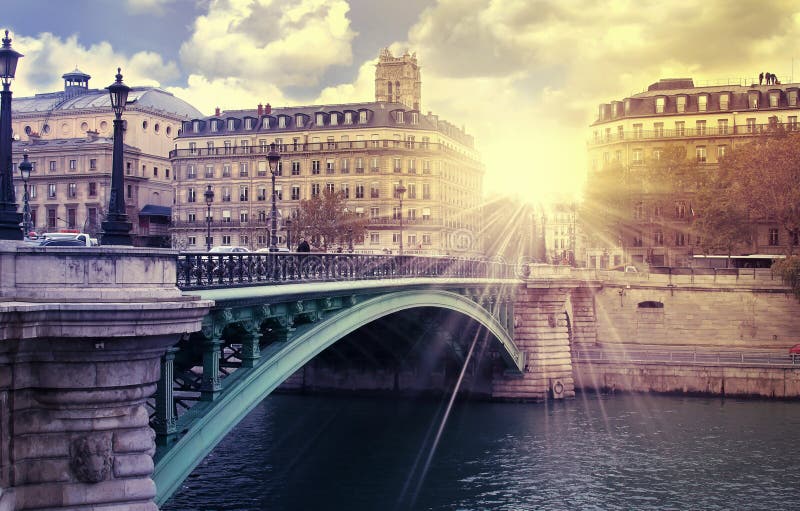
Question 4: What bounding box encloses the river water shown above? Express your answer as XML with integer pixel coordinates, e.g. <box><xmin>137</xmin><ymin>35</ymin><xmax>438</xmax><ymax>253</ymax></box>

<box><xmin>163</xmin><ymin>393</ymin><xmax>800</xmax><ymax>510</ymax></box>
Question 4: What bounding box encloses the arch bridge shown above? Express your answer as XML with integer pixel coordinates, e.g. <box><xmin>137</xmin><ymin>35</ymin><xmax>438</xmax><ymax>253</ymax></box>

<box><xmin>152</xmin><ymin>252</ymin><xmax>526</xmax><ymax>504</ymax></box>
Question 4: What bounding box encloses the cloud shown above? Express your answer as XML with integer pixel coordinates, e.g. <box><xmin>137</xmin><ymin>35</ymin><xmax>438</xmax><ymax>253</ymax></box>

<box><xmin>166</xmin><ymin>73</ymin><xmax>290</xmax><ymax>115</ymax></box>
<box><xmin>12</xmin><ymin>32</ymin><xmax>180</xmax><ymax>97</ymax></box>
<box><xmin>314</xmin><ymin>57</ymin><xmax>376</xmax><ymax>105</ymax></box>
<box><xmin>179</xmin><ymin>0</ymin><xmax>356</xmax><ymax>88</ymax></box>
<box><xmin>125</xmin><ymin>0</ymin><xmax>178</xmax><ymax>16</ymax></box>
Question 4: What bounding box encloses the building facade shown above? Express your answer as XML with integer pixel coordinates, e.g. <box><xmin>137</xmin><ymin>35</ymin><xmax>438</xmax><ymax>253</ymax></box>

<box><xmin>587</xmin><ymin>77</ymin><xmax>800</xmax><ymax>267</ymax></box>
<box><xmin>170</xmin><ymin>50</ymin><xmax>483</xmax><ymax>254</ymax></box>
<box><xmin>10</xmin><ymin>69</ymin><xmax>202</xmax><ymax>243</ymax></box>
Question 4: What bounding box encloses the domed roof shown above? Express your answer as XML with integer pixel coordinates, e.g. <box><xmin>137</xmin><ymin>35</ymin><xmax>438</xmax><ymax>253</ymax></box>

<box><xmin>62</xmin><ymin>67</ymin><xmax>91</xmax><ymax>81</ymax></box>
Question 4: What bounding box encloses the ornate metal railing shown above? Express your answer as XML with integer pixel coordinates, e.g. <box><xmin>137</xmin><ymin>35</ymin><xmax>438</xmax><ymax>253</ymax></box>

<box><xmin>176</xmin><ymin>253</ymin><xmax>521</xmax><ymax>290</ymax></box>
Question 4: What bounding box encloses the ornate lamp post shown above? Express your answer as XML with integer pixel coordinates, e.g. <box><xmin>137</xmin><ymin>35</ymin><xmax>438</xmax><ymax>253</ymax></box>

<box><xmin>285</xmin><ymin>218</ymin><xmax>292</xmax><ymax>250</ymax></box>
<box><xmin>100</xmin><ymin>68</ymin><xmax>132</xmax><ymax>245</ymax></box>
<box><xmin>267</xmin><ymin>143</ymin><xmax>281</xmax><ymax>252</ymax></box>
<box><xmin>18</xmin><ymin>150</ymin><xmax>31</xmax><ymax>236</ymax></box>
<box><xmin>0</xmin><ymin>30</ymin><xmax>23</xmax><ymax>240</ymax></box>
<box><xmin>396</xmin><ymin>180</ymin><xmax>407</xmax><ymax>255</ymax></box>
<box><xmin>347</xmin><ymin>227</ymin><xmax>353</xmax><ymax>253</ymax></box>
<box><xmin>204</xmin><ymin>184</ymin><xmax>214</xmax><ymax>251</ymax></box>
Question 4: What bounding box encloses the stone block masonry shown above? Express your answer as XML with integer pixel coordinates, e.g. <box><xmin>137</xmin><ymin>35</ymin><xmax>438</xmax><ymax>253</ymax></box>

<box><xmin>0</xmin><ymin>242</ymin><xmax>211</xmax><ymax>511</ymax></box>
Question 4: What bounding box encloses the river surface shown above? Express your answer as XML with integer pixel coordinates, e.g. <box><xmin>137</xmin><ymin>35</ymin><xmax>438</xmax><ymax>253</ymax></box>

<box><xmin>163</xmin><ymin>393</ymin><xmax>800</xmax><ymax>510</ymax></box>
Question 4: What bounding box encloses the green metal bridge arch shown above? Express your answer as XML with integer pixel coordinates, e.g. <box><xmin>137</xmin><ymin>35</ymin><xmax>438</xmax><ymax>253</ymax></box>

<box><xmin>154</xmin><ymin>287</ymin><xmax>523</xmax><ymax>504</ymax></box>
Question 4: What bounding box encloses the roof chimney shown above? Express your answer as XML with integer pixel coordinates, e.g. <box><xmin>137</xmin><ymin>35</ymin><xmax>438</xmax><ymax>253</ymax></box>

<box><xmin>215</xmin><ymin>107</ymin><xmax>220</xmax><ymax>117</ymax></box>
<box><xmin>265</xmin><ymin>103</ymin><xmax>272</xmax><ymax>114</ymax></box>
<box><xmin>258</xmin><ymin>103</ymin><xmax>263</xmax><ymax>116</ymax></box>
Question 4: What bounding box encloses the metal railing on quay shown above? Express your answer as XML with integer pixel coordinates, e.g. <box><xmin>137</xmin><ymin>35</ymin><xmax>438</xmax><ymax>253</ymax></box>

<box><xmin>574</xmin><ymin>347</ymin><xmax>799</xmax><ymax>367</ymax></box>
<box><xmin>176</xmin><ymin>252</ymin><xmax>521</xmax><ymax>290</ymax></box>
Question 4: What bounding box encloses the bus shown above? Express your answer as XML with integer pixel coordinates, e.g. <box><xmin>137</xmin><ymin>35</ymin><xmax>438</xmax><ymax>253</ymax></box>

<box><xmin>691</xmin><ymin>254</ymin><xmax>785</xmax><ymax>269</ymax></box>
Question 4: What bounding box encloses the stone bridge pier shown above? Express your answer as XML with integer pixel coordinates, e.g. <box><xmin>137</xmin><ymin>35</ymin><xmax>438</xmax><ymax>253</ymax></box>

<box><xmin>493</xmin><ymin>268</ymin><xmax>599</xmax><ymax>401</ymax></box>
<box><xmin>0</xmin><ymin>243</ymin><xmax>211</xmax><ymax>511</ymax></box>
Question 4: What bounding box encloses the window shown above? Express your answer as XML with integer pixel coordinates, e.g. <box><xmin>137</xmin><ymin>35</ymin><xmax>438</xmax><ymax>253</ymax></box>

<box><xmin>370</xmin><ymin>207</ymin><xmax>380</xmax><ymax>218</ymax></box>
<box><xmin>719</xmin><ymin>94</ymin><xmax>730</xmax><ymax>110</ymax></box>
<box><xmin>189</xmin><ymin>142</ymin><xmax>197</xmax><ymax>154</ymax></box>
<box><xmin>632</xmin><ymin>149</ymin><xmax>643</xmax><ymax>164</ymax></box>
<box><xmin>205</xmin><ymin>165</ymin><xmax>214</xmax><ymax>178</ymax></box>
<box><xmin>344</xmin><ymin>112</ymin><xmax>353</xmax><ymax>125</ymax></box>
<box><xmin>655</xmin><ymin>97</ymin><xmax>665</xmax><ymax>113</ymax></box>
<box><xmin>359</xmin><ymin>111</ymin><xmax>368</xmax><ymax>124</ymax></box>
<box><xmin>68</xmin><ymin>182</ymin><xmax>77</xmax><ymax>198</ymax></box>
<box><xmin>654</xmin><ymin>230</ymin><xmax>664</xmax><ymax>246</ymax></box>
<box><xmin>222</xmin><ymin>187</ymin><xmax>231</xmax><ymax>202</ymax></box>
<box><xmin>296</xmin><ymin>115</ymin><xmax>304</xmax><ymax>128</ymax></box>
<box><xmin>407</xmin><ymin>208</ymin><xmax>417</xmax><ymax>220</ymax></box>
<box><xmin>326</xmin><ymin>183</ymin><xmax>335</xmax><ymax>194</ymax></box>
<box><xmin>633</xmin><ymin>202</ymin><xmax>643</xmax><ymax>219</ymax></box>
<box><xmin>653</xmin><ymin>122</ymin><xmax>664</xmax><ymax>137</ymax></box>
<box><xmin>29</xmin><ymin>184</ymin><xmax>36</xmax><ymax>198</ymax></box>
<box><xmin>407</xmin><ymin>183</ymin><xmax>417</xmax><ymax>199</ymax></box>
<box><xmin>633</xmin><ymin>124</ymin><xmax>642</xmax><ymax>138</ymax></box>
<box><xmin>747</xmin><ymin>118</ymin><xmax>757</xmax><ymax>133</ymax></box>
<box><xmin>257</xmin><ymin>186</ymin><xmax>267</xmax><ymax>201</ymax></box>
<box><xmin>370</xmin><ymin>232</ymin><xmax>380</xmax><ymax>244</ymax></box>
<box><xmin>789</xmin><ymin>90</ymin><xmax>799</xmax><ymax>107</ymax></box>
<box><xmin>240</xmin><ymin>210</ymin><xmax>249</xmax><ymax>222</ymax></box>
<box><xmin>291</xmin><ymin>186</ymin><xmax>300</xmax><ymax>200</ymax></box>
<box><xmin>717</xmin><ymin>145</ymin><xmax>728</xmax><ymax>158</ymax></box>
<box><xmin>278</xmin><ymin>116</ymin><xmax>286</xmax><ymax>128</ymax></box>
<box><xmin>675</xmin><ymin>232</ymin><xmax>686</xmax><ymax>246</ymax></box>
<box><xmin>187</xmin><ymin>188</ymin><xmax>196</xmax><ymax>203</ymax></box>
<box><xmin>675</xmin><ymin>202</ymin><xmax>687</xmax><ymax>218</ymax></box>
<box><xmin>341</xmin><ymin>183</ymin><xmax>349</xmax><ymax>199</ymax></box>
<box><xmin>187</xmin><ymin>212</ymin><xmax>196</xmax><ymax>222</ymax></box>
<box><xmin>239</xmin><ymin>163</ymin><xmax>248</xmax><ymax>177</ymax></box>
<box><xmin>675</xmin><ymin>121</ymin><xmax>685</xmax><ymax>136</ymax></box>
<box><xmin>698</xmin><ymin>95</ymin><xmax>708</xmax><ymax>111</ymax></box>
<box><xmin>356</xmin><ymin>157</ymin><xmax>364</xmax><ymax>173</ymax></box>
<box><xmin>290</xmin><ymin>161</ymin><xmax>301</xmax><ymax>176</ymax></box>
<box><xmin>326</xmin><ymin>159</ymin><xmax>335</xmax><ymax>174</ymax></box>
<box><xmin>770</xmin><ymin>91</ymin><xmax>780</xmax><ymax>107</ymax></box>
<box><xmin>696</xmin><ymin>120</ymin><xmax>706</xmax><ymax>135</ymax></box>
<box><xmin>127</xmin><ymin>184</ymin><xmax>133</xmax><ymax>199</ymax></box>
<box><xmin>239</xmin><ymin>185</ymin><xmax>249</xmax><ymax>201</ymax></box>
<box><xmin>69</xmin><ymin>159</ymin><xmax>77</xmax><ymax>170</ymax></box>
<box><xmin>769</xmin><ymin>228</ymin><xmax>779</xmax><ymax>246</ymax></box>
<box><xmin>654</xmin><ymin>205</ymin><xmax>663</xmax><ymax>218</ymax></box>
<box><xmin>153</xmin><ymin>167</ymin><xmax>158</xmax><ymax>177</ymax></box>
<box><xmin>221</xmin><ymin>210</ymin><xmax>231</xmax><ymax>223</ymax></box>
<box><xmin>696</xmin><ymin>146</ymin><xmax>707</xmax><ymax>162</ymax></box>
<box><xmin>312</xmin><ymin>160</ymin><xmax>321</xmax><ymax>175</ymax></box>
<box><xmin>187</xmin><ymin>165</ymin><xmax>196</xmax><ymax>179</ymax></box>
<box><xmin>396</xmin><ymin>110</ymin><xmax>404</xmax><ymax>123</ymax></box>
<box><xmin>718</xmin><ymin>119</ymin><xmax>729</xmax><ymax>134</ymax></box>
<box><xmin>341</xmin><ymin>159</ymin><xmax>350</xmax><ymax>174</ymax></box>
<box><xmin>210</xmin><ymin>121</ymin><xmax>218</xmax><ymax>133</ymax></box>
<box><xmin>423</xmin><ymin>183</ymin><xmax>431</xmax><ymax>199</ymax></box>
<box><xmin>392</xmin><ymin>232</ymin><xmax>401</xmax><ymax>243</ymax></box>
<box><xmin>48</xmin><ymin>183</ymin><xmax>56</xmax><ymax>198</ymax></box>
<box><xmin>393</xmin><ymin>158</ymin><xmax>402</xmax><ymax>173</ymax></box>
<box><xmin>370</xmin><ymin>183</ymin><xmax>380</xmax><ymax>198</ymax></box>
<box><xmin>355</xmin><ymin>184</ymin><xmax>364</xmax><ymax>199</ymax></box>
<box><xmin>47</xmin><ymin>209</ymin><xmax>56</xmax><ymax>229</ymax></box>
<box><xmin>790</xmin><ymin>116</ymin><xmax>798</xmax><ymax>130</ymax></box>
<box><xmin>423</xmin><ymin>160</ymin><xmax>431</xmax><ymax>174</ymax></box>
<box><xmin>49</xmin><ymin>160</ymin><xmax>56</xmax><ymax>172</ymax></box>
<box><xmin>422</xmin><ymin>234</ymin><xmax>431</xmax><ymax>245</ymax></box>
<box><xmin>676</xmin><ymin>96</ymin><xmax>686</xmax><ymax>113</ymax></box>
<box><xmin>311</xmin><ymin>183</ymin><xmax>320</xmax><ymax>198</ymax></box>
<box><xmin>749</xmin><ymin>92</ymin><xmax>759</xmax><ymax>109</ymax></box>
<box><xmin>222</xmin><ymin>235</ymin><xmax>231</xmax><ymax>245</ymax></box>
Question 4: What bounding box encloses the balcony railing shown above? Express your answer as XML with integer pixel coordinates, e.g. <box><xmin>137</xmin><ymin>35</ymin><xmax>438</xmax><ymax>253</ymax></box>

<box><xmin>176</xmin><ymin>252</ymin><xmax>521</xmax><ymax>290</ymax></box>
<box><xmin>169</xmin><ymin>140</ymin><xmax>473</xmax><ymax>161</ymax></box>
<box><xmin>589</xmin><ymin>122</ymin><xmax>798</xmax><ymax>146</ymax></box>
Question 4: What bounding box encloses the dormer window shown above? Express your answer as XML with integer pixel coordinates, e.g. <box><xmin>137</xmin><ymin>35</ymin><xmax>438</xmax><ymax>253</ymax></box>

<box><xmin>192</xmin><ymin>121</ymin><xmax>200</xmax><ymax>133</ymax></box>
<box><xmin>316</xmin><ymin>113</ymin><xmax>324</xmax><ymax>126</ymax></box>
<box><xmin>748</xmin><ymin>91</ymin><xmax>759</xmax><ymax>109</ymax></box>
<box><xmin>359</xmin><ymin>111</ymin><xmax>368</xmax><ymax>124</ymax></box>
<box><xmin>227</xmin><ymin>119</ymin><xmax>236</xmax><ymax>130</ymax></box>
<box><xmin>788</xmin><ymin>90</ymin><xmax>798</xmax><ymax>106</ymax></box>
<box><xmin>411</xmin><ymin>112</ymin><xmax>419</xmax><ymax>124</ymax></box>
<box><xmin>676</xmin><ymin>96</ymin><xmax>687</xmax><ymax>113</ymax></box>
<box><xmin>396</xmin><ymin>111</ymin><xmax>404</xmax><ymax>123</ymax></box>
<box><xmin>330</xmin><ymin>113</ymin><xmax>338</xmax><ymax>126</ymax></box>
<box><xmin>698</xmin><ymin>95</ymin><xmax>708</xmax><ymax>112</ymax></box>
<box><xmin>624</xmin><ymin>99</ymin><xmax>631</xmax><ymax>114</ymax></box>
<box><xmin>278</xmin><ymin>116</ymin><xmax>287</xmax><ymax>128</ymax></box>
<box><xmin>210</xmin><ymin>120</ymin><xmax>218</xmax><ymax>132</ymax></box>
<box><xmin>654</xmin><ymin>97</ymin><xmax>665</xmax><ymax>113</ymax></box>
<box><xmin>262</xmin><ymin>117</ymin><xmax>270</xmax><ymax>130</ymax></box>
<box><xmin>344</xmin><ymin>112</ymin><xmax>353</xmax><ymax>125</ymax></box>
<box><xmin>769</xmin><ymin>91</ymin><xmax>780</xmax><ymax>107</ymax></box>
<box><xmin>244</xmin><ymin>118</ymin><xmax>253</xmax><ymax>130</ymax></box>
<box><xmin>719</xmin><ymin>93</ymin><xmax>730</xmax><ymax>110</ymax></box>
<box><xmin>296</xmin><ymin>115</ymin><xmax>304</xmax><ymax>128</ymax></box>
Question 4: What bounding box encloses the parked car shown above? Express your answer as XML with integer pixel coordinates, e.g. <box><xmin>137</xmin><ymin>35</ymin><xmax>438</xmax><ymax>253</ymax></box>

<box><xmin>41</xmin><ymin>231</ymin><xmax>98</xmax><ymax>246</ymax></box>
<box><xmin>38</xmin><ymin>238</ymin><xmax>89</xmax><ymax>247</ymax></box>
<box><xmin>209</xmin><ymin>246</ymin><xmax>250</xmax><ymax>253</ymax></box>
<box><xmin>256</xmin><ymin>247</ymin><xmax>291</xmax><ymax>253</ymax></box>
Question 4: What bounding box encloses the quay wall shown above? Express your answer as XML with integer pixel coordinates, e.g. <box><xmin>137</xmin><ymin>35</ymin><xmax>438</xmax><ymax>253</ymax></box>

<box><xmin>574</xmin><ymin>268</ymin><xmax>800</xmax><ymax>398</ymax></box>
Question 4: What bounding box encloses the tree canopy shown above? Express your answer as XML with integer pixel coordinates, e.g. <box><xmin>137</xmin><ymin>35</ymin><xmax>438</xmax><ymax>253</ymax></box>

<box><xmin>694</xmin><ymin>132</ymin><xmax>800</xmax><ymax>255</ymax></box>
<box><xmin>292</xmin><ymin>190</ymin><xmax>367</xmax><ymax>250</ymax></box>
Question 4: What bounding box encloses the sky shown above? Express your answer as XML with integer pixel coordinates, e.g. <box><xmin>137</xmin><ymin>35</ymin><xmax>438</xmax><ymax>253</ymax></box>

<box><xmin>3</xmin><ymin>0</ymin><xmax>800</xmax><ymax>204</ymax></box>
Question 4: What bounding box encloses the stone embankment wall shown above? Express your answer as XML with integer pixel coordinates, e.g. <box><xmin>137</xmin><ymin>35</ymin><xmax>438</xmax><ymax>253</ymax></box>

<box><xmin>575</xmin><ymin>268</ymin><xmax>800</xmax><ymax>398</ymax></box>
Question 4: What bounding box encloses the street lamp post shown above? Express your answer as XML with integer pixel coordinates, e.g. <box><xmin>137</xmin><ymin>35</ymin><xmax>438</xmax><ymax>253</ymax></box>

<box><xmin>267</xmin><ymin>143</ymin><xmax>281</xmax><ymax>252</ymax></box>
<box><xmin>396</xmin><ymin>179</ymin><xmax>406</xmax><ymax>255</ymax></box>
<box><xmin>18</xmin><ymin>151</ymin><xmax>31</xmax><ymax>236</ymax></box>
<box><xmin>347</xmin><ymin>227</ymin><xmax>353</xmax><ymax>253</ymax></box>
<box><xmin>100</xmin><ymin>68</ymin><xmax>132</xmax><ymax>245</ymax></box>
<box><xmin>204</xmin><ymin>184</ymin><xmax>214</xmax><ymax>251</ymax></box>
<box><xmin>0</xmin><ymin>30</ymin><xmax>23</xmax><ymax>240</ymax></box>
<box><xmin>285</xmin><ymin>219</ymin><xmax>292</xmax><ymax>250</ymax></box>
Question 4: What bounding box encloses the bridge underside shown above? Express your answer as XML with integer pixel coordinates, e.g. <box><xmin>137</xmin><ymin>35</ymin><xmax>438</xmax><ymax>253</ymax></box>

<box><xmin>153</xmin><ymin>287</ymin><xmax>522</xmax><ymax>505</ymax></box>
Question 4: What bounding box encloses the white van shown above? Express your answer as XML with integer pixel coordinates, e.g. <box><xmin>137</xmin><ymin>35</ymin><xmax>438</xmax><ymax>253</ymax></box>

<box><xmin>42</xmin><ymin>232</ymin><xmax>99</xmax><ymax>247</ymax></box>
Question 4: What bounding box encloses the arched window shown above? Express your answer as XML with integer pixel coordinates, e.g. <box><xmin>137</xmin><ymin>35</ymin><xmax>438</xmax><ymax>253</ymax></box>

<box><xmin>387</xmin><ymin>81</ymin><xmax>392</xmax><ymax>96</ymax></box>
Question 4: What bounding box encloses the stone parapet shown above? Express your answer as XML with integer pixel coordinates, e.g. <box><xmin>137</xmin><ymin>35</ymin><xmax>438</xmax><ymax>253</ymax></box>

<box><xmin>0</xmin><ymin>243</ymin><xmax>212</xmax><ymax>510</ymax></box>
